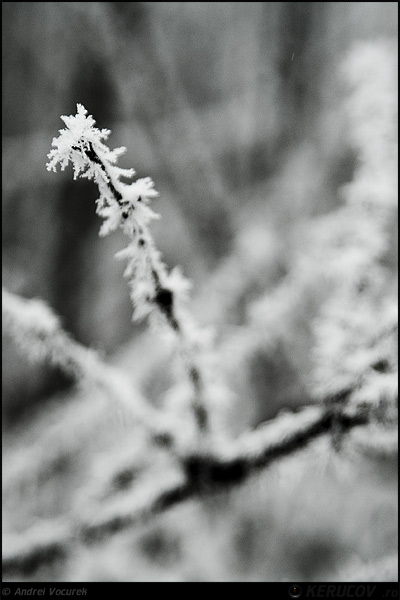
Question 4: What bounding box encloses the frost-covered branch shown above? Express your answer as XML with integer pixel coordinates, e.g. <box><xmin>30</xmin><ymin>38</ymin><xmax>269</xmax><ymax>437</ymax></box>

<box><xmin>233</xmin><ymin>41</ymin><xmax>398</xmax><ymax>436</ymax></box>
<box><xmin>3</xmin><ymin>288</ymin><xmax>158</xmax><ymax>426</ymax></box>
<box><xmin>2</xmin><ymin>288</ymin><xmax>183</xmax><ymax>499</ymax></box>
<box><xmin>80</xmin><ymin>404</ymin><xmax>370</xmax><ymax>545</ymax></box>
<box><xmin>2</xmin><ymin>403</ymin><xmax>371</xmax><ymax>574</ymax></box>
<box><xmin>311</xmin><ymin>42</ymin><xmax>398</xmax><ymax>421</ymax></box>
<box><xmin>47</xmin><ymin>104</ymin><xmax>211</xmax><ymax>432</ymax></box>
<box><xmin>2</xmin><ymin>288</ymin><xmax>183</xmax><ymax>487</ymax></box>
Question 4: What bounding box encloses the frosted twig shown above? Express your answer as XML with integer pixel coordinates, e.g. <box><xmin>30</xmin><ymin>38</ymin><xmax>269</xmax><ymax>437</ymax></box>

<box><xmin>47</xmin><ymin>104</ymin><xmax>210</xmax><ymax>432</ymax></box>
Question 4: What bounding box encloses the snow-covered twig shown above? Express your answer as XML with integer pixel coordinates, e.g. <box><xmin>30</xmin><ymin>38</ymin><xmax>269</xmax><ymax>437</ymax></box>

<box><xmin>46</xmin><ymin>104</ymin><xmax>211</xmax><ymax>432</ymax></box>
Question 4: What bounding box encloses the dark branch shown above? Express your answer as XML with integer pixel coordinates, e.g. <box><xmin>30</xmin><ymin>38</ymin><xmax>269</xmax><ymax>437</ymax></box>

<box><xmin>2</xmin><ymin>404</ymin><xmax>372</xmax><ymax>575</ymax></box>
<box><xmin>72</xmin><ymin>141</ymin><xmax>123</xmax><ymax>204</ymax></box>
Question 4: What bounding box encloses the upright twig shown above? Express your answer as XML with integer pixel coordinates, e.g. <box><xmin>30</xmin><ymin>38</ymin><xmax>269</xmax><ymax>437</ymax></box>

<box><xmin>46</xmin><ymin>104</ymin><xmax>210</xmax><ymax>432</ymax></box>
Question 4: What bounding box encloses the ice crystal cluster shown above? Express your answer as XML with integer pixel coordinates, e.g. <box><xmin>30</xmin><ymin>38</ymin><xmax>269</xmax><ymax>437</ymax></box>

<box><xmin>47</xmin><ymin>104</ymin><xmax>182</xmax><ymax>326</ymax></box>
